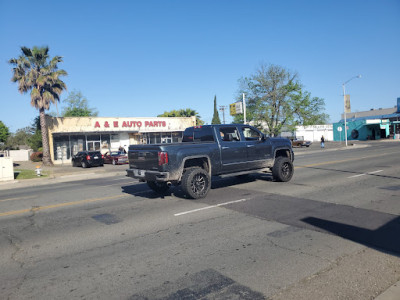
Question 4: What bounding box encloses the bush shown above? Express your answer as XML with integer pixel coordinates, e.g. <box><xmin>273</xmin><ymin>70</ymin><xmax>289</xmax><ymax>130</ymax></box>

<box><xmin>30</xmin><ymin>151</ymin><xmax>43</xmax><ymax>162</ymax></box>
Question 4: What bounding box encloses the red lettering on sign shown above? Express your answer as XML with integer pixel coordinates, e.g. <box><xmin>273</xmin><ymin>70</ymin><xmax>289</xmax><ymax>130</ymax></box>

<box><xmin>95</xmin><ymin>120</ymin><xmax>166</xmax><ymax>128</ymax></box>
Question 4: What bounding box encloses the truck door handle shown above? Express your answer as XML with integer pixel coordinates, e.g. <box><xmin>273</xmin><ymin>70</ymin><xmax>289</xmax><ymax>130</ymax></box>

<box><xmin>222</xmin><ymin>147</ymin><xmax>229</xmax><ymax>150</ymax></box>
<box><xmin>247</xmin><ymin>145</ymin><xmax>255</xmax><ymax>148</ymax></box>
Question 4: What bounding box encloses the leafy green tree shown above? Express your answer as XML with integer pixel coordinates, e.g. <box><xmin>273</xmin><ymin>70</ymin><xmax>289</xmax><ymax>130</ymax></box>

<box><xmin>62</xmin><ymin>90</ymin><xmax>98</xmax><ymax>117</ymax></box>
<box><xmin>28</xmin><ymin>130</ymin><xmax>43</xmax><ymax>151</ymax></box>
<box><xmin>211</xmin><ymin>95</ymin><xmax>221</xmax><ymax>124</ymax></box>
<box><xmin>5</xmin><ymin>127</ymin><xmax>31</xmax><ymax>150</ymax></box>
<box><xmin>9</xmin><ymin>46</ymin><xmax>67</xmax><ymax>165</ymax></box>
<box><xmin>237</xmin><ymin>63</ymin><xmax>328</xmax><ymax>136</ymax></box>
<box><xmin>0</xmin><ymin>121</ymin><xmax>10</xmax><ymax>143</ymax></box>
<box><xmin>158</xmin><ymin>108</ymin><xmax>204</xmax><ymax>125</ymax></box>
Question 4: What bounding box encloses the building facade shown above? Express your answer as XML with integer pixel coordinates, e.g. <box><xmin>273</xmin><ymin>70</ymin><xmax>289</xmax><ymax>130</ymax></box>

<box><xmin>294</xmin><ymin>125</ymin><xmax>333</xmax><ymax>141</ymax></box>
<box><xmin>46</xmin><ymin>116</ymin><xmax>196</xmax><ymax>164</ymax></box>
<box><xmin>333</xmin><ymin>98</ymin><xmax>400</xmax><ymax>141</ymax></box>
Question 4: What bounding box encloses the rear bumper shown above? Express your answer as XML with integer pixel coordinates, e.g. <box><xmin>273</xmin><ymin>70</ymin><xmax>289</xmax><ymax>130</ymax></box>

<box><xmin>126</xmin><ymin>168</ymin><xmax>170</xmax><ymax>182</ymax></box>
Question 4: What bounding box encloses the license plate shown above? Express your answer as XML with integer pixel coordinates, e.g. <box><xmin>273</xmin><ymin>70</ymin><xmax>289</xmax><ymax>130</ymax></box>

<box><xmin>134</xmin><ymin>169</ymin><xmax>145</xmax><ymax>177</ymax></box>
<box><xmin>94</xmin><ymin>156</ymin><xmax>98</xmax><ymax>159</ymax></box>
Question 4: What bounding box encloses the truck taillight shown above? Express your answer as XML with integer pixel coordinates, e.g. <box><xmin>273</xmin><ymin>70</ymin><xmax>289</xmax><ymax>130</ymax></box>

<box><xmin>158</xmin><ymin>151</ymin><xmax>168</xmax><ymax>166</ymax></box>
<box><xmin>86</xmin><ymin>155</ymin><xmax>91</xmax><ymax>160</ymax></box>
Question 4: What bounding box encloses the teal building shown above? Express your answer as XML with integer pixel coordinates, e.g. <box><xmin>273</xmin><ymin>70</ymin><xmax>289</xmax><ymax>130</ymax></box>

<box><xmin>333</xmin><ymin>98</ymin><xmax>400</xmax><ymax>141</ymax></box>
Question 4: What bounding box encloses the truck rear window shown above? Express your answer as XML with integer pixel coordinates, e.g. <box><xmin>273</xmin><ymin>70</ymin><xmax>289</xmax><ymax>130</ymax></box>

<box><xmin>182</xmin><ymin>127</ymin><xmax>215</xmax><ymax>142</ymax></box>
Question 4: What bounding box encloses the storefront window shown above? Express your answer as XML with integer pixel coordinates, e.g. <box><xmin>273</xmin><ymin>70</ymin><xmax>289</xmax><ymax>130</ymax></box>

<box><xmin>172</xmin><ymin>132</ymin><xmax>182</xmax><ymax>143</ymax></box>
<box><xmin>87</xmin><ymin>134</ymin><xmax>101</xmax><ymax>151</ymax></box>
<box><xmin>70</xmin><ymin>135</ymin><xmax>85</xmax><ymax>156</ymax></box>
<box><xmin>101</xmin><ymin>134</ymin><xmax>111</xmax><ymax>152</ymax></box>
<box><xmin>161</xmin><ymin>132</ymin><xmax>172</xmax><ymax>143</ymax></box>
<box><xmin>53</xmin><ymin>135</ymin><xmax>70</xmax><ymax>161</ymax></box>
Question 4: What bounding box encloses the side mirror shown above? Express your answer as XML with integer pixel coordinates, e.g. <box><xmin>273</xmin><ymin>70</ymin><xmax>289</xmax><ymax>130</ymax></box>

<box><xmin>261</xmin><ymin>134</ymin><xmax>267</xmax><ymax>141</ymax></box>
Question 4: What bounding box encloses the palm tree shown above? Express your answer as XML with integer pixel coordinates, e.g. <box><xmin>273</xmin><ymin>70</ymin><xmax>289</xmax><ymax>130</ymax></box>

<box><xmin>9</xmin><ymin>46</ymin><xmax>67</xmax><ymax>165</ymax></box>
<box><xmin>158</xmin><ymin>108</ymin><xmax>204</xmax><ymax>125</ymax></box>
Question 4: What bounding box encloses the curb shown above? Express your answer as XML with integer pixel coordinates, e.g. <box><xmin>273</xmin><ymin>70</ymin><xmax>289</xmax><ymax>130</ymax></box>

<box><xmin>0</xmin><ymin>171</ymin><xmax>128</xmax><ymax>190</ymax></box>
<box><xmin>374</xmin><ymin>280</ymin><xmax>400</xmax><ymax>300</ymax></box>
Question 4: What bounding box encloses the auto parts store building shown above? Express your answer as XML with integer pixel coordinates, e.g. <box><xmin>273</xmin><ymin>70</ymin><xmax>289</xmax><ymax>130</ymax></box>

<box><xmin>46</xmin><ymin>116</ymin><xmax>196</xmax><ymax>164</ymax></box>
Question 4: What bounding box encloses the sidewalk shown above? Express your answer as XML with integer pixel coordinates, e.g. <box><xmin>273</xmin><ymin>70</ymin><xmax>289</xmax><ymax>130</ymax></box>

<box><xmin>0</xmin><ymin>160</ymin><xmax>128</xmax><ymax>190</ymax></box>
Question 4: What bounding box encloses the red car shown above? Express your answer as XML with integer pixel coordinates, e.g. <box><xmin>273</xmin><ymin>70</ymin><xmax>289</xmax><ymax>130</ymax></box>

<box><xmin>103</xmin><ymin>151</ymin><xmax>128</xmax><ymax>165</ymax></box>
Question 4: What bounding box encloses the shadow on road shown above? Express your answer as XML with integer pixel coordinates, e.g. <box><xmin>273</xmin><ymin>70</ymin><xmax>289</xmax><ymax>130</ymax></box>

<box><xmin>302</xmin><ymin>216</ymin><xmax>400</xmax><ymax>257</ymax></box>
<box><xmin>121</xmin><ymin>174</ymin><xmax>269</xmax><ymax>200</ymax></box>
<box><xmin>298</xmin><ymin>166</ymin><xmax>400</xmax><ymax>180</ymax></box>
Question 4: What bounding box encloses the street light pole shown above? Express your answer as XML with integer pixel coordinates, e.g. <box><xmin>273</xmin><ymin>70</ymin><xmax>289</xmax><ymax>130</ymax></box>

<box><xmin>219</xmin><ymin>105</ymin><xmax>227</xmax><ymax>124</ymax></box>
<box><xmin>342</xmin><ymin>75</ymin><xmax>361</xmax><ymax>146</ymax></box>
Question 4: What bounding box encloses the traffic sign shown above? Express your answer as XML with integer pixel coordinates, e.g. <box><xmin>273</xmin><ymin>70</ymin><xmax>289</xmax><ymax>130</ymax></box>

<box><xmin>229</xmin><ymin>103</ymin><xmax>236</xmax><ymax>116</ymax></box>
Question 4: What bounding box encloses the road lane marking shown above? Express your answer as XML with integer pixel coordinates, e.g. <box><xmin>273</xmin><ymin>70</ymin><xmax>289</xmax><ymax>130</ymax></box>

<box><xmin>174</xmin><ymin>199</ymin><xmax>248</xmax><ymax>217</ymax></box>
<box><xmin>347</xmin><ymin>170</ymin><xmax>383</xmax><ymax>178</ymax></box>
<box><xmin>295</xmin><ymin>150</ymin><xmax>400</xmax><ymax>170</ymax></box>
<box><xmin>348</xmin><ymin>173</ymin><xmax>366</xmax><ymax>178</ymax></box>
<box><xmin>0</xmin><ymin>196</ymin><xmax>34</xmax><ymax>202</ymax></box>
<box><xmin>368</xmin><ymin>170</ymin><xmax>384</xmax><ymax>174</ymax></box>
<box><xmin>0</xmin><ymin>194</ymin><xmax>126</xmax><ymax>217</ymax></box>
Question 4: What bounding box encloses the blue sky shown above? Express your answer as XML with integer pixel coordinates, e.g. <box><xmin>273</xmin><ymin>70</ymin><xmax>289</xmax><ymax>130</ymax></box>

<box><xmin>1</xmin><ymin>0</ymin><xmax>399</xmax><ymax>132</ymax></box>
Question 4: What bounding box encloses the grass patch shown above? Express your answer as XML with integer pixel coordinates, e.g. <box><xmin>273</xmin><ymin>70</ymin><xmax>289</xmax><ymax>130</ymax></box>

<box><xmin>14</xmin><ymin>169</ymin><xmax>50</xmax><ymax>180</ymax></box>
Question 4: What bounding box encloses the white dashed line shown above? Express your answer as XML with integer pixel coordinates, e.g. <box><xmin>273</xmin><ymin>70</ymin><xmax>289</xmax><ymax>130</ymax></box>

<box><xmin>174</xmin><ymin>199</ymin><xmax>248</xmax><ymax>216</ymax></box>
<box><xmin>347</xmin><ymin>170</ymin><xmax>383</xmax><ymax>178</ymax></box>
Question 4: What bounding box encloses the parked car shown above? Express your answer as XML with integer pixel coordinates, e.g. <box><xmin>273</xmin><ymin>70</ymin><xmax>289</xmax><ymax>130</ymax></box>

<box><xmin>71</xmin><ymin>151</ymin><xmax>104</xmax><ymax>168</ymax></box>
<box><xmin>290</xmin><ymin>137</ymin><xmax>312</xmax><ymax>147</ymax></box>
<box><xmin>103</xmin><ymin>151</ymin><xmax>128</xmax><ymax>165</ymax></box>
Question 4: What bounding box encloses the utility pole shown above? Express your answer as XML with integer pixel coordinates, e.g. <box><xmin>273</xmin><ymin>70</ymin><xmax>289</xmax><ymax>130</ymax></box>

<box><xmin>219</xmin><ymin>105</ymin><xmax>227</xmax><ymax>124</ymax></box>
<box><xmin>243</xmin><ymin>93</ymin><xmax>246</xmax><ymax>124</ymax></box>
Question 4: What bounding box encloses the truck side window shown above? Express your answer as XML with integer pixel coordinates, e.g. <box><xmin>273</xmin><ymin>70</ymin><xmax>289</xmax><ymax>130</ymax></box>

<box><xmin>220</xmin><ymin>127</ymin><xmax>240</xmax><ymax>142</ymax></box>
<box><xmin>242</xmin><ymin>127</ymin><xmax>261</xmax><ymax>141</ymax></box>
<box><xmin>194</xmin><ymin>127</ymin><xmax>214</xmax><ymax>142</ymax></box>
<box><xmin>183</xmin><ymin>126</ymin><xmax>215</xmax><ymax>142</ymax></box>
<box><xmin>182</xmin><ymin>128</ymin><xmax>194</xmax><ymax>142</ymax></box>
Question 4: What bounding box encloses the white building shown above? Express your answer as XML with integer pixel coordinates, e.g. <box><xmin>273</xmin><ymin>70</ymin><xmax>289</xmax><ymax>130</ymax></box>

<box><xmin>295</xmin><ymin>125</ymin><xmax>333</xmax><ymax>141</ymax></box>
<box><xmin>46</xmin><ymin>116</ymin><xmax>196</xmax><ymax>164</ymax></box>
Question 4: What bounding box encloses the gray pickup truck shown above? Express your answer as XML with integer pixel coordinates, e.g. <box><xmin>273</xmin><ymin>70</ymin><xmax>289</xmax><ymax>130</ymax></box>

<box><xmin>126</xmin><ymin>124</ymin><xmax>294</xmax><ymax>199</ymax></box>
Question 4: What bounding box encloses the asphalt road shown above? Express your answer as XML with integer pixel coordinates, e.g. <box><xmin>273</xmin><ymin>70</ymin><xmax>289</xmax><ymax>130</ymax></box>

<box><xmin>0</xmin><ymin>143</ymin><xmax>399</xmax><ymax>299</ymax></box>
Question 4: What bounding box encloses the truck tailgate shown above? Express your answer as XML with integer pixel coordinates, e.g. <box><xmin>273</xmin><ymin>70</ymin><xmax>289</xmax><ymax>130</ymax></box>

<box><xmin>128</xmin><ymin>146</ymin><xmax>160</xmax><ymax>170</ymax></box>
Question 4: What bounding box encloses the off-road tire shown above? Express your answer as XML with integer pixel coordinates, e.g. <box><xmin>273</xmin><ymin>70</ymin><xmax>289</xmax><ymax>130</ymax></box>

<box><xmin>181</xmin><ymin>167</ymin><xmax>211</xmax><ymax>199</ymax></box>
<box><xmin>147</xmin><ymin>181</ymin><xmax>170</xmax><ymax>194</ymax></box>
<box><xmin>272</xmin><ymin>157</ymin><xmax>294</xmax><ymax>182</ymax></box>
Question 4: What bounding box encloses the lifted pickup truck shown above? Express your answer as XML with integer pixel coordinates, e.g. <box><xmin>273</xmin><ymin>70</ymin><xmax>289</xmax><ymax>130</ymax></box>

<box><xmin>126</xmin><ymin>124</ymin><xmax>294</xmax><ymax>199</ymax></box>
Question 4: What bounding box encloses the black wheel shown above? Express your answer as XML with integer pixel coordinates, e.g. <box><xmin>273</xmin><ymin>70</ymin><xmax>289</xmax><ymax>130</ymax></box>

<box><xmin>147</xmin><ymin>181</ymin><xmax>170</xmax><ymax>194</ymax></box>
<box><xmin>272</xmin><ymin>157</ymin><xmax>294</xmax><ymax>182</ymax></box>
<box><xmin>72</xmin><ymin>160</ymin><xmax>76</xmax><ymax>167</ymax></box>
<box><xmin>112</xmin><ymin>159</ymin><xmax>116</xmax><ymax>165</ymax></box>
<box><xmin>81</xmin><ymin>161</ymin><xmax>87</xmax><ymax>168</ymax></box>
<box><xmin>181</xmin><ymin>167</ymin><xmax>211</xmax><ymax>199</ymax></box>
